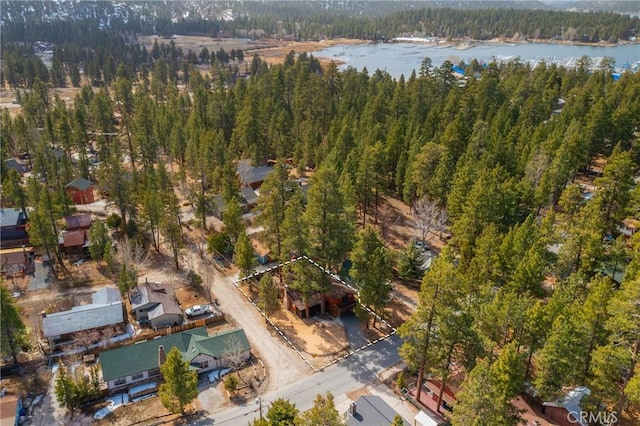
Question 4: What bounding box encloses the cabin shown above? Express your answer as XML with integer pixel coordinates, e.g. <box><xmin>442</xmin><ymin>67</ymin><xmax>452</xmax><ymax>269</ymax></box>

<box><xmin>276</xmin><ymin>259</ymin><xmax>357</xmax><ymax>319</ymax></box>
<box><xmin>60</xmin><ymin>230</ymin><xmax>88</xmax><ymax>256</ymax></box>
<box><xmin>0</xmin><ymin>208</ymin><xmax>29</xmax><ymax>249</ymax></box>
<box><xmin>99</xmin><ymin>327</ymin><xmax>250</xmax><ymax>394</ymax></box>
<box><xmin>619</xmin><ymin>218</ymin><xmax>639</xmax><ymax>238</ymax></box>
<box><xmin>236</xmin><ymin>159</ymin><xmax>274</xmax><ymax>189</ymax></box>
<box><xmin>3</xmin><ymin>158</ymin><xmax>29</xmax><ymax>174</ymax></box>
<box><xmin>0</xmin><ymin>246</ymin><xmax>33</xmax><ymax>277</ymax></box>
<box><xmin>64</xmin><ymin>214</ymin><xmax>92</xmax><ymax>231</ymax></box>
<box><xmin>542</xmin><ymin>387</ymin><xmax>592</xmax><ymax>426</ymax></box>
<box><xmin>65</xmin><ymin>177</ymin><xmax>95</xmax><ymax>204</ymax></box>
<box><xmin>59</xmin><ymin>214</ymin><xmax>93</xmax><ymax>256</ymax></box>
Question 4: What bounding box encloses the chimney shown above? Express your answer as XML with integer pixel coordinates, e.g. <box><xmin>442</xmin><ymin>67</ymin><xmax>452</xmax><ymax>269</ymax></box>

<box><xmin>349</xmin><ymin>401</ymin><xmax>357</xmax><ymax>416</ymax></box>
<box><xmin>158</xmin><ymin>345</ymin><xmax>166</xmax><ymax>367</ymax></box>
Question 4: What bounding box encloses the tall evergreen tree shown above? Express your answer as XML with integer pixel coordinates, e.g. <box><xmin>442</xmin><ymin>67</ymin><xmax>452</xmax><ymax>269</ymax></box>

<box><xmin>159</xmin><ymin>346</ymin><xmax>199</xmax><ymax>415</ymax></box>
<box><xmin>304</xmin><ymin>165</ymin><xmax>354</xmax><ymax>270</ymax></box>
<box><xmin>0</xmin><ymin>283</ymin><xmax>30</xmax><ymax>365</ymax></box>
<box><xmin>350</xmin><ymin>226</ymin><xmax>394</xmax><ymax>327</ymax></box>
<box><xmin>256</xmin><ymin>161</ymin><xmax>289</xmax><ymax>260</ymax></box>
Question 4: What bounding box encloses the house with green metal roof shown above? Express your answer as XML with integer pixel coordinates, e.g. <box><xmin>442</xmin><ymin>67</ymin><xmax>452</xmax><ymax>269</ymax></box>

<box><xmin>99</xmin><ymin>327</ymin><xmax>250</xmax><ymax>393</ymax></box>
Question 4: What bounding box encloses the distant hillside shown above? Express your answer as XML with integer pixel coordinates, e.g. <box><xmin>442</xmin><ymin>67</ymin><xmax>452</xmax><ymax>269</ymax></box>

<box><xmin>542</xmin><ymin>1</ymin><xmax>640</xmax><ymax>13</ymax></box>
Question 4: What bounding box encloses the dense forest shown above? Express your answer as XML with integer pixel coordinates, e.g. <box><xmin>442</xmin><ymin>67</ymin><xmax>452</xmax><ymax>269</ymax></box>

<box><xmin>1</xmin><ymin>4</ymin><xmax>640</xmax><ymax>424</ymax></box>
<box><xmin>1</xmin><ymin>1</ymin><xmax>638</xmax><ymax>44</ymax></box>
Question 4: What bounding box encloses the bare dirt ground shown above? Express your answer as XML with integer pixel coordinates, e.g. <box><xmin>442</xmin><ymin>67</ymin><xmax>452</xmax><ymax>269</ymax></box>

<box><xmin>237</xmin><ymin>280</ymin><xmax>349</xmax><ymax>368</ymax></box>
<box><xmin>137</xmin><ymin>34</ymin><xmax>363</xmax><ymax>68</ymax></box>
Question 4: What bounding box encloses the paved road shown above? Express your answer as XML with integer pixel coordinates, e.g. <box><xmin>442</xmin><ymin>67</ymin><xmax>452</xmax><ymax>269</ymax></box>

<box><xmin>208</xmin><ymin>334</ymin><xmax>402</xmax><ymax>424</ymax></box>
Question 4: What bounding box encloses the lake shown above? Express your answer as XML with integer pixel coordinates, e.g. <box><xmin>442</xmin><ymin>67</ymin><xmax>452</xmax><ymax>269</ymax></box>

<box><xmin>316</xmin><ymin>41</ymin><xmax>640</xmax><ymax>79</ymax></box>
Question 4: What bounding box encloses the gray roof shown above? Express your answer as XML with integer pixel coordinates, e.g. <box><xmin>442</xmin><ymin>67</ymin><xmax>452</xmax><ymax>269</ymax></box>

<box><xmin>66</xmin><ymin>177</ymin><xmax>93</xmax><ymax>191</ymax></box>
<box><xmin>346</xmin><ymin>396</ymin><xmax>409</xmax><ymax>426</ymax></box>
<box><xmin>0</xmin><ymin>208</ymin><xmax>26</xmax><ymax>228</ymax></box>
<box><xmin>93</xmin><ymin>287</ymin><xmax>121</xmax><ymax>305</ymax></box>
<box><xmin>212</xmin><ymin>195</ymin><xmax>227</xmax><ymax>215</ymax></box>
<box><xmin>236</xmin><ymin>159</ymin><xmax>274</xmax><ymax>186</ymax></box>
<box><xmin>148</xmin><ymin>302</ymin><xmax>182</xmax><ymax>319</ymax></box>
<box><xmin>240</xmin><ymin>187</ymin><xmax>258</xmax><ymax>205</ymax></box>
<box><xmin>100</xmin><ymin>328</ymin><xmax>250</xmax><ymax>382</ymax></box>
<box><xmin>42</xmin><ymin>287</ymin><xmax>123</xmax><ymax>338</ymax></box>
<box><xmin>130</xmin><ymin>281</ymin><xmax>177</xmax><ymax>311</ymax></box>
<box><xmin>4</xmin><ymin>158</ymin><xmax>29</xmax><ymax>173</ymax></box>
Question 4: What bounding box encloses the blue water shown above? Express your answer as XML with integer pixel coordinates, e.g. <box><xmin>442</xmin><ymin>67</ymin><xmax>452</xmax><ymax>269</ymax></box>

<box><xmin>316</xmin><ymin>41</ymin><xmax>640</xmax><ymax>79</ymax></box>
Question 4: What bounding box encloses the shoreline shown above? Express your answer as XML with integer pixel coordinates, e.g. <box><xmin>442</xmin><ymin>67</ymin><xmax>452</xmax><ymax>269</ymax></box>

<box><xmin>250</xmin><ymin>36</ymin><xmax>636</xmax><ymax>67</ymax></box>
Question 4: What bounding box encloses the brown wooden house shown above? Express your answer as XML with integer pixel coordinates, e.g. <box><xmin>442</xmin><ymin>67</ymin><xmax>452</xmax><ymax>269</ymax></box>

<box><xmin>280</xmin><ymin>280</ymin><xmax>356</xmax><ymax>319</ymax></box>
<box><xmin>61</xmin><ymin>230</ymin><xmax>88</xmax><ymax>256</ymax></box>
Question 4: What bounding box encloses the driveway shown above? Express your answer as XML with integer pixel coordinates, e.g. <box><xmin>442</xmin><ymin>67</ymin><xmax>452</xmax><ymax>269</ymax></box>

<box><xmin>342</xmin><ymin>313</ymin><xmax>368</xmax><ymax>350</ymax></box>
<box><xmin>28</xmin><ymin>259</ymin><xmax>50</xmax><ymax>291</ymax></box>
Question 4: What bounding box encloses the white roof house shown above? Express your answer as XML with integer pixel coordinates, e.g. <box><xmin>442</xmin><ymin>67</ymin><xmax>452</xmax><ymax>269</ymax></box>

<box><xmin>42</xmin><ymin>287</ymin><xmax>124</xmax><ymax>339</ymax></box>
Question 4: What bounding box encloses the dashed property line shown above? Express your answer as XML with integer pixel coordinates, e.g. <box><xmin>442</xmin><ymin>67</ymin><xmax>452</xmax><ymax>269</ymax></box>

<box><xmin>234</xmin><ymin>256</ymin><xmax>399</xmax><ymax>373</ymax></box>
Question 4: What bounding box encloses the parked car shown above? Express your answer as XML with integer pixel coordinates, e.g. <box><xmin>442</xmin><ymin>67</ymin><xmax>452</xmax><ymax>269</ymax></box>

<box><xmin>185</xmin><ymin>304</ymin><xmax>213</xmax><ymax>317</ymax></box>
<box><xmin>93</xmin><ymin>393</ymin><xmax>129</xmax><ymax>420</ymax></box>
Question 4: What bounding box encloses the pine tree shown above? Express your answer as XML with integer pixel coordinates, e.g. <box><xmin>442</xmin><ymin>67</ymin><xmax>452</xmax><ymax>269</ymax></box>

<box><xmin>256</xmin><ymin>161</ymin><xmax>289</xmax><ymax>260</ymax></box>
<box><xmin>266</xmin><ymin>398</ymin><xmax>299</xmax><ymax>425</ymax></box>
<box><xmin>0</xmin><ymin>283</ymin><xmax>30</xmax><ymax>365</ymax></box>
<box><xmin>54</xmin><ymin>361</ymin><xmax>80</xmax><ymax>415</ymax></box>
<box><xmin>281</xmin><ymin>189</ymin><xmax>309</xmax><ymax>258</ymax></box>
<box><xmin>398</xmin><ymin>251</ymin><xmax>459</xmax><ymax>403</ymax></box>
<box><xmin>296</xmin><ymin>392</ymin><xmax>344</xmax><ymax>426</ymax></box>
<box><xmin>223</xmin><ymin>196</ymin><xmax>245</xmax><ymax>244</ymax></box>
<box><xmin>88</xmin><ymin>221</ymin><xmax>110</xmax><ymax>263</ymax></box>
<box><xmin>159</xmin><ymin>346</ymin><xmax>199</xmax><ymax>415</ymax></box>
<box><xmin>451</xmin><ymin>343</ymin><xmax>525</xmax><ymax>426</ymax></box>
<box><xmin>397</xmin><ymin>243</ymin><xmax>425</xmax><ymax>281</ymax></box>
<box><xmin>350</xmin><ymin>226</ymin><xmax>394</xmax><ymax>327</ymax></box>
<box><xmin>259</xmin><ymin>273</ymin><xmax>280</xmax><ymax>318</ymax></box>
<box><xmin>234</xmin><ymin>232</ymin><xmax>256</xmax><ymax>278</ymax></box>
<box><xmin>304</xmin><ymin>165</ymin><xmax>354</xmax><ymax>270</ymax></box>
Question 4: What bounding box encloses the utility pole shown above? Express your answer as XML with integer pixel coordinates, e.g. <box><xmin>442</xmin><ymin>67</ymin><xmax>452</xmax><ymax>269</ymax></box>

<box><xmin>256</xmin><ymin>395</ymin><xmax>263</xmax><ymax>421</ymax></box>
